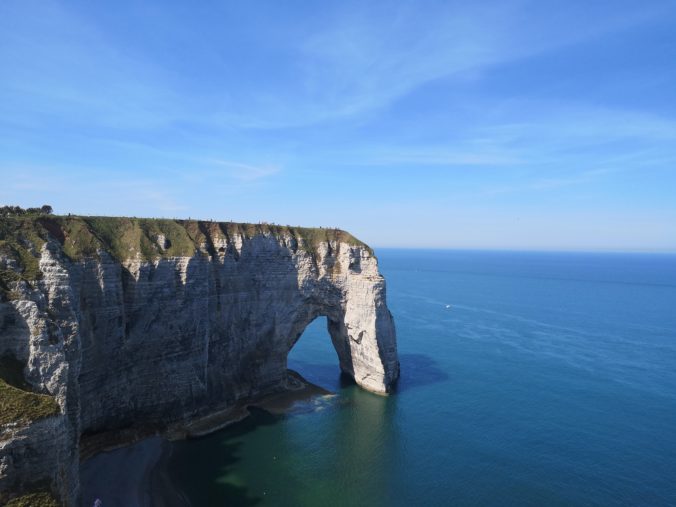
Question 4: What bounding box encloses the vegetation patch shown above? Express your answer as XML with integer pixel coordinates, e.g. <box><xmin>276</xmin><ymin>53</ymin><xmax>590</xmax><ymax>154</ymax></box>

<box><xmin>0</xmin><ymin>205</ymin><xmax>53</xmax><ymax>218</ymax></box>
<box><xmin>0</xmin><ymin>218</ymin><xmax>49</xmax><ymax>292</ymax></box>
<box><xmin>58</xmin><ymin>217</ymin><xmax>101</xmax><ymax>260</ymax></box>
<box><xmin>0</xmin><ymin>378</ymin><xmax>60</xmax><ymax>426</ymax></box>
<box><xmin>289</xmin><ymin>226</ymin><xmax>372</xmax><ymax>256</ymax></box>
<box><xmin>0</xmin><ymin>215</ymin><xmax>373</xmax><ymax>270</ymax></box>
<box><xmin>5</xmin><ymin>492</ymin><xmax>59</xmax><ymax>507</ymax></box>
<box><xmin>213</xmin><ymin>221</ymin><xmax>373</xmax><ymax>256</ymax></box>
<box><xmin>138</xmin><ymin>218</ymin><xmax>198</xmax><ymax>258</ymax></box>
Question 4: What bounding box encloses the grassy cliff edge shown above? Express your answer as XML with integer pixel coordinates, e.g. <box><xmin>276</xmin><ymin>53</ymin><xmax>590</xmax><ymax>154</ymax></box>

<box><xmin>0</xmin><ymin>215</ymin><xmax>373</xmax><ymax>299</ymax></box>
<box><xmin>0</xmin><ymin>215</ymin><xmax>372</xmax><ymax>273</ymax></box>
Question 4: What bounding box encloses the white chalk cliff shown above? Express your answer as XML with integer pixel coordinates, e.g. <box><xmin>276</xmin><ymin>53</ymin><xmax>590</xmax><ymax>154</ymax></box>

<box><xmin>0</xmin><ymin>217</ymin><xmax>399</xmax><ymax>505</ymax></box>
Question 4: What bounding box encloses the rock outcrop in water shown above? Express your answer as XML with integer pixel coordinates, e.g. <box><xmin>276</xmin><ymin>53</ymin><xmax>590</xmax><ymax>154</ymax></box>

<box><xmin>0</xmin><ymin>216</ymin><xmax>399</xmax><ymax>505</ymax></box>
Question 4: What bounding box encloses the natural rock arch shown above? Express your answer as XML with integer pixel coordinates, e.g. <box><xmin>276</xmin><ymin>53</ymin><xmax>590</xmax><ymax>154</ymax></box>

<box><xmin>283</xmin><ymin>298</ymin><xmax>398</xmax><ymax>394</ymax></box>
<box><xmin>0</xmin><ymin>217</ymin><xmax>399</xmax><ymax>505</ymax></box>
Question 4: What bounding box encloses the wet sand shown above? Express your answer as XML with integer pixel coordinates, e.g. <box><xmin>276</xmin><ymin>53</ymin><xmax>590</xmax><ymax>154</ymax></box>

<box><xmin>80</xmin><ymin>436</ymin><xmax>167</xmax><ymax>507</ymax></box>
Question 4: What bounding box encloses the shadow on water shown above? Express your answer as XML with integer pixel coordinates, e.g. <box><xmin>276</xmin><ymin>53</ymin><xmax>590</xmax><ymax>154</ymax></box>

<box><xmin>393</xmin><ymin>353</ymin><xmax>448</xmax><ymax>393</ymax></box>
<box><xmin>151</xmin><ymin>353</ymin><xmax>445</xmax><ymax>506</ymax></box>
<box><xmin>285</xmin><ymin>359</ymin><xmax>348</xmax><ymax>392</ymax></box>
<box><xmin>286</xmin><ymin>360</ymin><xmax>338</xmax><ymax>381</ymax></box>
<box><xmin>166</xmin><ymin>407</ymin><xmax>284</xmax><ymax>507</ymax></box>
<box><xmin>289</xmin><ymin>354</ymin><xmax>448</xmax><ymax>394</ymax></box>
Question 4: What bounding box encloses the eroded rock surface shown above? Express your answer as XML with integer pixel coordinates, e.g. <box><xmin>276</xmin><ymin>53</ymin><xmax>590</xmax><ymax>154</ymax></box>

<box><xmin>0</xmin><ymin>217</ymin><xmax>399</xmax><ymax>505</ymax></box>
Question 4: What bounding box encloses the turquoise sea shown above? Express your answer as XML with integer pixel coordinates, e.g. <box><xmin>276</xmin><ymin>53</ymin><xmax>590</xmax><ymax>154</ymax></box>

<box><xmin>95</xmin><ymin>250</ymin><xmax>676</xmax><ymax>506</ymax></box>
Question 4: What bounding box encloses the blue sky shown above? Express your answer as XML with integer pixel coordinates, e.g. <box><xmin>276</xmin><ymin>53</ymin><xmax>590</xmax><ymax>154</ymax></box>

<box><xmin>1</xmin><ymin>0</ymin><xmax>675</xmax><ymax>251</ymax></box>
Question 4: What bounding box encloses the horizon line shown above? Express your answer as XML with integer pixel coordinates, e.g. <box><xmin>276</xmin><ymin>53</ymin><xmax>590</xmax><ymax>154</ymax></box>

<box><xmin>371</xmin><ymin>246</ymin><xmax>676</xmax><ymax>255</ymax></box>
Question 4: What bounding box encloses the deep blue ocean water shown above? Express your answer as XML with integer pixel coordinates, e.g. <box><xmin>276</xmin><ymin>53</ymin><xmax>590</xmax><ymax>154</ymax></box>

<box><xmin>167</xmin><ymin>249</ymin><xmax>676</xmax><ymax>506</ymax></box>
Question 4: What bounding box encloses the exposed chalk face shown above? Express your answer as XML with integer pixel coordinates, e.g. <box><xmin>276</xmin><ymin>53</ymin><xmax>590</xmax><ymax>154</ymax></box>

<box><xmin>0</xmin><ymin>219</ymin><xmax>399</xmax><ymax>505</ymax></box>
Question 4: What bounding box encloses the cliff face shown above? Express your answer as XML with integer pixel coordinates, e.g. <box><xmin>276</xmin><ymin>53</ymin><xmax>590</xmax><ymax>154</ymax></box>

<box><xmin>0</xmin><ymin>217</ymin><xmax>399</xmax><ymax>505</ymax></box>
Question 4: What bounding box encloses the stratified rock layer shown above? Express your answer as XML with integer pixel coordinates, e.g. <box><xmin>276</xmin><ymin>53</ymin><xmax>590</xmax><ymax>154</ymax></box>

<box><xmin>0</xmin><ymin>217</ymin><xmax>399</xmax><ymax>505</ymax></box>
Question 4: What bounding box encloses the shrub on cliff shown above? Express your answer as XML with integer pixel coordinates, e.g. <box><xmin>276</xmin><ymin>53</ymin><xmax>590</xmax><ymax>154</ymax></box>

<box><xmin>0</xmin><ymin>205</ymin><xmax>53</xmax><ymax>217</ymax></box>
<box><xmin>5</xmin><ymin>492</ymin><xmax>59</xmax><ymax>507</ymax></box>
<box><xmin>0</xmin><ymin>378</ymin><xmax>60</xmax><ymax>426</ymax></box>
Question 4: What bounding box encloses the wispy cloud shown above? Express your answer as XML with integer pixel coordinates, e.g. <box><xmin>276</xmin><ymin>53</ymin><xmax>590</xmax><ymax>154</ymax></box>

<box><xmin>325</xmin><ymin>100</ymin><xmax>676</xmax><ymax>174</ymax></box>
<box><xmin>0</xmin><ymin>1</ymin><xmax>183</xmax><ymax>130</ymax></box>
<box><xmin>0</xmin><ymin>165</ymin><xmax>186</xmax><ymax>214</ymax></box>
<box><xmin>286</xmin><ymin>1</ymin><xmax>669</xmax><ymax>126</ymax></box>
<box><xmin>2</xmin><ymin>0</ymin><xmax>670</xmax><ymax>131</ymax></box>
<box><xmin>347</xmin><ymin>149</ymin><xmax>520</xmax><ymax>167</ymax></box>
<box><xmin>2</xmin><ymin>0</ymin><xmax>676</xmax><ymax>250</ymax></box>
<box><xmin>201</xmin><ymin>159</ymin><xmax>281</xmax><ymax>181</ymax></box>
<box><xmin>479</xmin><ymin>167</ymin><xmax>625</xmax><ymax>197</ymax></box>
<box><xmin>0</xmin><ymin>155</ymin><xmax>281</xmax><ymax>217</ymax></box>
<box><xmin>105</xmin><ymin>180</ymin><xmax>189</xmax><ymax>214</ymax></box>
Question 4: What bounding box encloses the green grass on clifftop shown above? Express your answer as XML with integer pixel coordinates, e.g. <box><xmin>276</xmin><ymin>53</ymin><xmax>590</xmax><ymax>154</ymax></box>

<box><xmin>0</xmin><ymin>216</ymin><xmax>373</xmax><ymax>273</ymax></box>
<box><xmin>5</xmin><ymin>492</ymin><xmax>59</xmax><ymax>507</ymax></box>
<box><xmin>0</xmin><ymin>378</ymin><xmax>60</xmax><ymax>426</ymax></box>
<box><xmin>0</xmin><ymin>218</ymin><xmax>48</xmax><ymax>284</ymax></box>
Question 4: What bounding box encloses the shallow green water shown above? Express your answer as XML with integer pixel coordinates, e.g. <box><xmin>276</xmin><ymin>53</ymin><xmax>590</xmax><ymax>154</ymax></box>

<box><xmin>91</xmin><ymin>249</ymin><xmax>676</xmax><ymax>506</ymax></box>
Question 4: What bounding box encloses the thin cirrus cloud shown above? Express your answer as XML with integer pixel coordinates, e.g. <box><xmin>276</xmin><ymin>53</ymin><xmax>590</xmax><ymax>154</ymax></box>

<box><xmin>478</xmin><ymin>168</ymin><xmax>626</xmax><ymax>197</ymax></box>
<box><xmin>330</xmin><ymin>100</ymin><xmax>676</xmax><ymax>173</ymax></box>
<box><xmin>256</xmin><ymin>1</ymin><xmax>668</xmax><ymax>127</ymax></box>
<box><xmin>1</xmin><ymin>0</ymin><xmax>670</xmax><ymax>131</ymax></box>
<box><xmin>1</xmin><ymin>0</ymin><xmax>676</xmax><ymax>250</ymax></box>
<box><xmin>201</xmin><ymin>160</ymin><xmax>281</xmax><ymax>182</ymax></box>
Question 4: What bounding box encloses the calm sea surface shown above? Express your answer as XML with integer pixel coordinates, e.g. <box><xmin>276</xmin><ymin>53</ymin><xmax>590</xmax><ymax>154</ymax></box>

<box><xmin>164</xmin><ymin>250</ymin><xmax>676</xmax><ymax>506</ymax></box>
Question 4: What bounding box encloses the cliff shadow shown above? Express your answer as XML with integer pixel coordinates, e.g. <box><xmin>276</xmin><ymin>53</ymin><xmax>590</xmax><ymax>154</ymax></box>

<box><xmin>0</xmin><ymin>301</ymin><xmax>31</xmax><ymax>386</ymax></box>
<box><xmin>163</xmin><ymin>407</ymin><xmax>288</xmax><ymax>507</ymax></box>
<box><xmin>286</xmin><ymin>358</ymin><xmax>359</xmax><ymax>393</ymax></box>
<box><xmin>80</xmin><ymin>412</ymin><xmax>278</xmax><ymax>507</ymax></box>
<box><xmin>0</xmin><ymin>301</ymin><xmax>58</xmax><ymax>393</ymax></box>
<box><xmin>392</xmin><ymin>353</ymin><xmax>449</xmax><ymax>393</ymax></box>
<box><xmin>0</xmin><ymin>351</ymin><xmax>28</xmax><ymax>389</ymax></box>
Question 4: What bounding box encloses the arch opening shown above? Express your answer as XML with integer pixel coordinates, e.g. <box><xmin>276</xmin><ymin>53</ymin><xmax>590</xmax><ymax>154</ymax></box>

<box><xmin>286</xmin><ymin>316</ymin><xmax>353</xmax><ymax>393</ymax></box>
